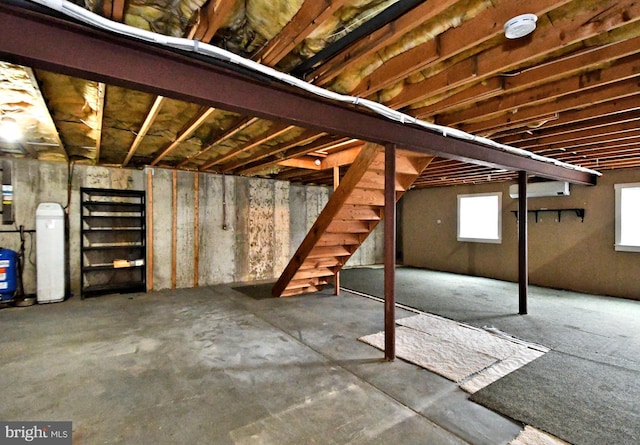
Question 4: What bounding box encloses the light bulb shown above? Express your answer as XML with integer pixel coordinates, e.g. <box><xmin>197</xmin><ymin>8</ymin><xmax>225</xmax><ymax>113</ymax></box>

<box><xmin>0</xmin><ymin>118</ymin><xmax>22</xmax><ymax>143</ymax></box>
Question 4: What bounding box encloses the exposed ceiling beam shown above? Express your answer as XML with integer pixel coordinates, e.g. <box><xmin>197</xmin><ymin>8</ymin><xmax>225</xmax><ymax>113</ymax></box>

<box><xmin>309</xmin><ymin>0</ymin><xmax>458</xmax><ymax>86</ymax></box>
<box><xmin>440</xmin><ymin>56</ymin><xmax>640</xmax><ymax>126</ymax></box>
<box><xmin>219</xmin><ymin>128</ymin><xmax>322</xmax><ymax>173</ymax></box>
<box><xmin>193</xmin><ymin>0</ymin><xmax>236</xmax><ymax>43</ymax></box>
<box><xmin>351</xmin><ymin>0</ymin><xmax>573</xmax><ymax>97</ymax></box>
<box><xmin>237</xmin><ymin>137</ymin><xmax>357</xmax><ymax>176</ymax></box>
<box><xmin>103</xmin><ymin>0</ymin><xmax>126</xmax><ymax>22</ymax></box>
<box><xmin>178</xmin><ymin>116</ymin><xmax>257</xmax><ymax>168</ymax></box>
<box><xmin>150</xmin><ymin>106</ymin><xmax>216</xmax><ymax>166</ymax></box>
<box><xmin>95</xmin><ymin>82</ymin><xmax>106</xmax><ymax>163</ymax></box>
<box><xmin>276</xmin><ymin>158</ymin><xmax>321</xmax><ymax>171</ymax></box>
<box><xmin>519</xmin><ymin>122</ymin><xmax>640</xmax><ymax>151</ymax></box>
<box><xmin>276</xmin><ymin>144</ymin><xmax>364</xmax><ymax>171</ymax></box>
<box><xmin>413</xmin><ymin>78</ymin><xmax>504</xmax><ymax>119</ymax></box>
<box><xmin>122</xmin><ymin>95</ymin><xmax>166</xmax><ymax>167</ymax></box>
<box><xmin>499</xmin><ymin>110</ymin><xmax>640</xmax><ymax>146</ymax></box>
<box><xmin>320</xmin><ymin>144</ymin><xmax>363</xmax><ymax>170</ymax></box>
<box><xmin>25</xmin><ymin>67</ymin><xmax>67</xmax><ymax>161</ymax></box>
<box><xmin>385</xmin><ymin>2</ymin><xmax>640</xmax><ymax>110</ymax></box>
<box><xmin>414</xmin><ymin>35</ymin><xmax>640</xmax><ymax>119</ymax></box>
<box><xmin>490</xmin><ymin>96</ymin><xmax>640</xmax><ymax>140</ymax></box>
<box><xmin>460</xmin><ymin>79</ymin><xmax>640</xmax><ymax>134</ymax></box>
<box><xmin>292</xmin><ymin>0</ymin><xmax>426</xmax><ymax>79</ymax></box>
<box><xmin>254</xmin><ymin>0</ymin><xmax>350</xmax><ymax>67</ymax></box>
<box><xmin>0</xmin><ymin>2</ymin><xmax>598</xmax><ymax>185</ymax></box>
<box><xmin>199</xmin><ymin>122</ymin><xmax>295</xmax><ymax>170</ymax></box>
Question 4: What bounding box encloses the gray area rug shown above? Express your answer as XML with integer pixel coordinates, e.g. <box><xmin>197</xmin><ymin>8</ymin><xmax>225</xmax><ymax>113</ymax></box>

<box><xmin>341</xmin><ymin>267</ymin><xmax>640</xmax><ymax>445</ymax></box>
<box><xmin>470</xmin><ymin>351</ymin><xmax>640</xmax><ymax>445</ymax></box>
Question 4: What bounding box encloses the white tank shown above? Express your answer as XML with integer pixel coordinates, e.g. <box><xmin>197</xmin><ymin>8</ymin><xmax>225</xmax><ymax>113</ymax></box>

<box><xmin>36</xmin><ymin>202</ymin><xmax>66</xmax><ymax>303</ymax></box>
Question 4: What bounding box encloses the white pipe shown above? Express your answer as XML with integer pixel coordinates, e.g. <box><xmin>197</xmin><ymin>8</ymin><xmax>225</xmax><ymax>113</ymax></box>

<box><xmin>29</xmin><ymin>0</ymin><xmax>601</xmax><ymax>177</ymax></box>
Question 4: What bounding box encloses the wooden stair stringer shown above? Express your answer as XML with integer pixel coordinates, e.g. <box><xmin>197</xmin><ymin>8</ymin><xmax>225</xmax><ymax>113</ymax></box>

<box><xmin>272</xmin><ymin>143</ymin><xmax>382</xmax><ymax>297</ymax></box>
<box><xmin>273</xmin><ymin>146</ymin><xmax>433</xmax><ymax>297</ymax></box>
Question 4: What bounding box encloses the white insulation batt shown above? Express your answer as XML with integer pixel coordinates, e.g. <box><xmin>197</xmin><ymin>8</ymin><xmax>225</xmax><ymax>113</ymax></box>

<box><xmin>359</xmin><ymin>313</ymin><xmax>549</xmax><ymax>392</ymax></box>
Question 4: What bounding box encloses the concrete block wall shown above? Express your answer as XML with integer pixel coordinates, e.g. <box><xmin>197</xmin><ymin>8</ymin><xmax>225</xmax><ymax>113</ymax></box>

<box><xmin>0</xmin><ymin>159</ymin><xmax>381</xmax><ymax>298</ymax></box>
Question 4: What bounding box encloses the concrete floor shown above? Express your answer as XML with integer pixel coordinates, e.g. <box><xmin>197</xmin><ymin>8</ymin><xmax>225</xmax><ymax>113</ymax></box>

<box><xmin>0</xmin><ymin>283</ymin><xmax>522</xmax><ymax>445</ymax></box>
<box><xmin>340</xmin><ymin>266</ymin><xmax>640</xmax><ymax>445</ymax></box>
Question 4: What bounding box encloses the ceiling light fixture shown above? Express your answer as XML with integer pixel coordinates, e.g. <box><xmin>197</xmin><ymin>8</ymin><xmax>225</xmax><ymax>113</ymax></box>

<box><xmin>504</xmin><ymin>14</ymin><xmax>538</xmax><ymax>39</ymax></box>
<box><xmin>0</xmin><ymin>117</ymin><xmax>23</xmax><ymax>143</ymax></box>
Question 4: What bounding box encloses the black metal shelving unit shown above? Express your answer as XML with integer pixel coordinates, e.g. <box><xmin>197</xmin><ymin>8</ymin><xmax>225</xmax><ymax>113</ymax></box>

<box><xmin>80</xmin><ymin>188</ymin><xmax>146</xmax><ymax>298</ymax></box>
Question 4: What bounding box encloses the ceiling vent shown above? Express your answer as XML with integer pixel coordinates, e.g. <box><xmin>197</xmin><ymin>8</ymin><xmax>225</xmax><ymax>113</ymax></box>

<box><xmin>509</xmin><ymin>181</ymin><xmax>570</xmax><ymax>198</ymax></box>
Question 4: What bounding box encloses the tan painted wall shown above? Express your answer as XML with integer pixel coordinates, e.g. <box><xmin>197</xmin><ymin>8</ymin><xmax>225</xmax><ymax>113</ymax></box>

<box><xmin>402</xmin><ymin>168</ymin><xmax>640</xmax><ymax>300</ymax></box>
<box><xmin>1</xmin><ymin>159</ymin><xmax>382</xmax><ymax>298</ymax></box>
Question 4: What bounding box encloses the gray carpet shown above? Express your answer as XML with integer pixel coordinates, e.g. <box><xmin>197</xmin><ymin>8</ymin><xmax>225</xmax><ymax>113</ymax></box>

<box><xmin>471</xmin><ymin>351</ymin><xmax>640</xmax><ymax>444</ymax></box>
<box><xmin>341</xmin><ymin>267</ymin><xmax>640</xmax><ymax>445</ymax></box>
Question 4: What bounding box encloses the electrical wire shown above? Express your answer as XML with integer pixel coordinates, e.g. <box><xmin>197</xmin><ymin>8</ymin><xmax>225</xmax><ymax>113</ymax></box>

<box><xmin>29</xmin><ymin>0</ymin><xmax>601</xmax><ymax>177</ymax></box>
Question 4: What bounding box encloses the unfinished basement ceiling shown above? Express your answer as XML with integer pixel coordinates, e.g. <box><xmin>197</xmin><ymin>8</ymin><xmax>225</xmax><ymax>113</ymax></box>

<box><xmin>0</xmin><ymin>0</ymin><xmax>638</xmax><ymax>187</ymax></box>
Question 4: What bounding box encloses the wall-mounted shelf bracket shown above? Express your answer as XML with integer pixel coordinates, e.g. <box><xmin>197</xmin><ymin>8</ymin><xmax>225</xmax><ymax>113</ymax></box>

<box><xmin>511</xmin><ymin>208</ymin><xmax>585</xmax><ymax>223</ymax></box>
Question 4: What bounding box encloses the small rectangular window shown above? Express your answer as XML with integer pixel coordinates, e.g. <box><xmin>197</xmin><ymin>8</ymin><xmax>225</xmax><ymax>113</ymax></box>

<box><xmin>457</xmin><ymin>192</ymin><xmax>502</xmax><ymax>244</ymax></box>
<box><xmin>615</xmin><ymin>183</ymin><xmax>640</xmax><ymax>252</ymax></box>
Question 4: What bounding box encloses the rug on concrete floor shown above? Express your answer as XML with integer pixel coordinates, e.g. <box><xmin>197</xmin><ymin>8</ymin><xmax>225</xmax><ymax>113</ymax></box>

<box><xmin>471</xmin><ymin>351</ymin><xmax>640</xmax><ymax>445</ymax></box>
<box><xmin>359</xmin><ymin>313</ymin><xmax>548</xmax><ymax>393</ymax></box>
<box><xmin>509</xmin><ymin>426</ymin><xmax>570</xmax><ymax>445</ymax></box>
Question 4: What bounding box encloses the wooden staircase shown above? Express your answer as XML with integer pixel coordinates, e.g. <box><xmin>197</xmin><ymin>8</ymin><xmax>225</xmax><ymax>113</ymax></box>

<box><xmin>272</xmin><ymin>143</ymin><xmax>433</xmax><ymax>297</ymax></box>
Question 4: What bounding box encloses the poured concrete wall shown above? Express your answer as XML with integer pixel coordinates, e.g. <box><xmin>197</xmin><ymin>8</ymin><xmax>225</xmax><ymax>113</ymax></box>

<box><xmin>401</xmin><ymin>167</ymin><xmax>640</xmax><ymax>300</ymax></box>
<box><xmin>1</xmin><ymin>159</ymin><xmax>380</xmax><ymax>298</ymax></box>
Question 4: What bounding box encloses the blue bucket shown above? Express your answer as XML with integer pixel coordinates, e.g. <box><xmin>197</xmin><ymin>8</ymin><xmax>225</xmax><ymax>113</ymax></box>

<box><xmin>0</xmin><ymin>248</ymin><xmax>18</xmax><ymax>302</ymax></box>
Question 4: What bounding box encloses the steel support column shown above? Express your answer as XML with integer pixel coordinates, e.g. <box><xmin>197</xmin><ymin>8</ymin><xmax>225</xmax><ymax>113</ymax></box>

<box><xmin>518</xmin><ymin>171</ymin><xmax>528</xmax><ymax>315</ymax></box>
<box><xmin>384</xmin><ymin>143</ymin><xmax>396</xmax><ymax>361</ymax></box>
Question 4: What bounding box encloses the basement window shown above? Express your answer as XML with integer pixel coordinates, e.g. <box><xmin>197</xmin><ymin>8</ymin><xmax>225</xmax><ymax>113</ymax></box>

<box><xmin>615</xmin><ymin>183</ymin><xmax>640</xmax><ymax>252</ymax></box>
<box><xmin>457</xmin><ymin>192</ymin><xmax>502</xmax><ymax>244</ymax></box>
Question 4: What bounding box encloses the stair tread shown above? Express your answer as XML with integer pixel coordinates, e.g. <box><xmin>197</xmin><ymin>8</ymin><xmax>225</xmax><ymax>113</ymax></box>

<box><xmin>292</xmin><ymin>268</ymin><xmax>335</xmax><ymax>280</ymax></box>
<box><xmin>273</xmin><ymin>144</ymin><xmax>433</xmax><ymax>298</ymax></box>
<box><xmin>308</xmin><ymin>246</ymin><xmax>352</xmax><ymax>258</ymax></box>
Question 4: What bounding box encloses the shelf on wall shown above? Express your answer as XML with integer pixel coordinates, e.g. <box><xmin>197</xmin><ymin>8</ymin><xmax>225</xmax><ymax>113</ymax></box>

<box><xmin>511</xmin><ymin>208</ymin><xmax>585</xmax><ymax>223</ymax></box>
<box><xmin>80</xmin><ymin>187</ymin><xmax>146</xmax><ymax>298</ymax></box>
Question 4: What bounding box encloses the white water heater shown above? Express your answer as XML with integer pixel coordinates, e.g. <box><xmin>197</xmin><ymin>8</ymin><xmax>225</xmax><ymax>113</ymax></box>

<box><xmin>36</xmin><ymin>202</ymin><xmax>66</xmax><ymax>303</ymax></box>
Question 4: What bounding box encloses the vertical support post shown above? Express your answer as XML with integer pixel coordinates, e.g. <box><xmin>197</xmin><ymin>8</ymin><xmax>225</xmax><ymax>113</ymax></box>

<box><xmin>146</xmin><ymin>168</ymin><xmax>154</xmax><ymax>292</ymax></box>
<box><xmin>193</xmin><ymin>172</ymin><xmax>199</xmax><ymax>287</ymax></box>
<box><xmin>518</xmin><ymin>171</ymin><xmax>528</xmax><ymax>315</ymax></box>
<box><xmin>384</xmin><ymin>143</ymin><xmax>396</xmax><ymax>361</ymax></box>
<box><xmin>333</xmin><ymin>165</ymin><xmax>340</xmax><ymax>296</ymax></box>
<box><xmin>171</xmin><ymin>169</ymin><xmax>177</xmax><ymax>289</ymax></box>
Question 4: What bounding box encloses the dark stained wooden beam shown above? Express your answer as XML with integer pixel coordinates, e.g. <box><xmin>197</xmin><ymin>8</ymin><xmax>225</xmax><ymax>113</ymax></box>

<box><xmin>0</xmin><ymin>2</ymin><xmax>598</xmax><ymax>185</ymax></box>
